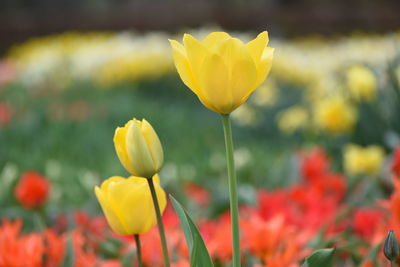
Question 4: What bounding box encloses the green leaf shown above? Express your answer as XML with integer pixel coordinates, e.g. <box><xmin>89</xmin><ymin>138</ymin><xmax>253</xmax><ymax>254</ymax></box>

<box><xmin>301</xmin><ymin>248</ymin><xmax>335</xmax><ymax>267</ymax></box>
<box><xmin>170</xmin><ymin>195</ymin><xmax>214</xmax><ymax>267</ymax></box>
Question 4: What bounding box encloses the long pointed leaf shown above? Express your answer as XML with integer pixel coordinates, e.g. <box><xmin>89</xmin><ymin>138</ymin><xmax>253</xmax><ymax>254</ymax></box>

<box><xmin>170</xmin><ymin>195</ymin><xmax>214</xmax><ymax>267</ymax></box>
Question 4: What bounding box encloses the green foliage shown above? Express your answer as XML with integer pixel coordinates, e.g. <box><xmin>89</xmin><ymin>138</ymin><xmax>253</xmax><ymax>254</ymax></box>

<box><xmin>301</xmin><ymin>248</ymin><xmax>335</xmax><ymax>267</ymax></box>
<box><xmin>170</xmin><ymin>195</ymin><xmax>214</xmax><ymax>267</ymax></box>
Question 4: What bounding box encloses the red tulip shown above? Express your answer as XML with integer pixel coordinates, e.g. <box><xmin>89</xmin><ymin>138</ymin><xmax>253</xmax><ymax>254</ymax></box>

<box><xmin>15</xmin><ymin>171</ymin><xmax>50</xmax><ymax>209</ymax></box>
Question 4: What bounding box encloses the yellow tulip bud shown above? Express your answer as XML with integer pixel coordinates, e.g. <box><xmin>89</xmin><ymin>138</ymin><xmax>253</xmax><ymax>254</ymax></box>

<box><xmin>170</xmin><ymin>31</ymin><xmax>274</xmax><ymax>114</ymax></box>
<box><xmin>94</xmin><ymin>175</ymin><xmax>166</xmax><ymax>235</ymax></box>
<box><xmin>114</xmin><ymin>118</ymin><xmax>163</xmax><ymax>178</ymax></box>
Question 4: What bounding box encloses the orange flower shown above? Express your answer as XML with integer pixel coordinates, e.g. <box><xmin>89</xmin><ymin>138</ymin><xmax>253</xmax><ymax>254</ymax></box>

<box><xmin>14</xmin><ymin>171</ymin><xmax>50</xmax><ymax>209</ymax></box>
<box><xmin>0</xmin><ymin>220</ymin><xmax>44</xmax><ymax>267</ymax></box>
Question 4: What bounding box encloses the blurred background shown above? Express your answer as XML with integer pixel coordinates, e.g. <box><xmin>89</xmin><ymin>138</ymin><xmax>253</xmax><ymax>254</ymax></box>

<box><xmin>2</xmin><ymin>0</ymin><xmax>400</xmax><ymax>53</ymax></box>
<box><xmin>0</xmin><ymin>0</ymin><xmax>400</xmax><ymax>267</ymax></box>
<box><xmin>1</xmin><ymin>1</ymin><xmax>400</xmax><ymax>265</ymax></box>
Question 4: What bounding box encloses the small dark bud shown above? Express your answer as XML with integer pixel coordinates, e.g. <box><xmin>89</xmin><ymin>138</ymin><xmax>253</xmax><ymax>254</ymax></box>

<box><xmin>384</xmin><ymin>230</ymin><xmax>399</xmax><ymax>262</ymax></box>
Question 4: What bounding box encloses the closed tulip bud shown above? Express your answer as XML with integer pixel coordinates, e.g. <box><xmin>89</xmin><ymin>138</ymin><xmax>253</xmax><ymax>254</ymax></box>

<box><xmin>170</xmin><ymin>31</ymin><xmax>274</xmax><ymax>114</ymax></box>
<box><xmin>384</xmin><ymin>230</ymin><xmax>399</xmax><ymax>262</ymax></box>
<box><xmin>114</xmin><ymin>118</ymin><xmax>164</xmax><ymax>178</ymax></box>
<box><xmin>94</xmin><ymin>175</ymin><xmax>167</xmax><ymax>235</ymax></box>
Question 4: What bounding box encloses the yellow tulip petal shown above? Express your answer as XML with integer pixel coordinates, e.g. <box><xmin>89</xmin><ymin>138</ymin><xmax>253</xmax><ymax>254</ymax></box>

<box><xmin>217</xmin><ymin>37</ymin><xmax>245</xmax><ymax>66</ymax></box>
<box><xmin>229</xmin><ymin>50</ymin><xmax>258</xmax><ymax>108</ymax></box>
<box><xmin>101</xmin><ymin>176</ymin><xmax>126</xmax><ymax>192</ymax></box>
<box><xmin>214</xmin><ymin>38</ymin><xmax>257</xmax><ymax>111</ymax></box>
<box><xmin>141</xmin><ymin>119</ymin><xmax>164</xmax><ymax>172</ymax></box>
<box><xmin>108</xmin><ymin>177</ymin><xmax>167</xmax><ymax>234</ymax></box>
<box><xmin>202</xmin><ymin>32</ymin><xmax>232</xmax><ymax>48</ymax></box>
<box><xmin>246</xmin><ymin>31</ymin><xmax>269</xmax><ymax>63</ymax></box>
<box><xmin>255</xmin><ymin>47</ymin><xmax>274</xmax><ymax>88</ymax></box>
<box><xmin>113</xmin><ymin>120</ymin><xmax>137</xmax><ymax>175</ymax></box>
<box><xmin>199</xmin><ymin>52</ymin><xmax>231</xmax><ymax>113</ymax></box>
<box><xmin>95</xmin><ymin>186</ymin><xmax>129</xmax><ymax>235</ymax></box>
<box><xmin>106</xmin><ymin>178</ymin><xmax>151</xmax><ymax>234</ymax></box>
<box><xmin>183</xmin><ymin>34</ymin><xmax>207</xmax><ymax>76</ymax></box>
<box><xmin>126</xmin><ymin>121</ymin><xmax>155</xmax><ymax>177</ymax></box>
<box><xmin>169</xmin><ymin>39</ymin><xmax>204</xmax><ymax>97</ymax></box>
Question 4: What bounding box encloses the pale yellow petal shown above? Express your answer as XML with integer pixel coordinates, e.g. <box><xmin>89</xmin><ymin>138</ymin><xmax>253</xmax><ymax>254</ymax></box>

<box><xmin>141</xmin><ymin>119</ymin><xmax>163</xmax><ymax>172</ymax></box>
<box><xmin>246</xmin><ymin>31</ymin><xmax>269</xmax><ymax>63</ymax></box>
<box><xmin>95</xmin><ymin>186</ymin><xmax>129</xmax><ymax>235</ymax></box>
<box><xmin>126</xmin><ymin>120</ymin><xmax>155</xmax><ymax>177</ymax></box>
<box><xmin>169</xmin><ymin>39</ymin><xmax>204</xmax><ymax>98</ymax></box>
<box><xmin>183</xmin><ymin>34</ymin><xmax>206</xmax><ymax>76</ymax></box>
<box><xmin>202</xmin><ymin>32</ymin><xmax>232</xmax><ymax>48</ymax></box>
<box><xmin>255</xmin><ymin>47</ymin><xmax>274</xmax><ymax>88</ymax></box>
<box><xmin>113</xmin><ymin>120</ymin><xmax>137</xmax><ymax>175</ymax></box>
<box><xmin>228</xmin><ymin>43</ymin><xmax>258</xmax><ymax>109</ymax></box>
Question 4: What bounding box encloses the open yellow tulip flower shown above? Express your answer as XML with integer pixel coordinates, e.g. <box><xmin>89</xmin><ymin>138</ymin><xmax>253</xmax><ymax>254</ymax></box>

<box><xmin>94</xmin><ymin>175</ymin><xmax>167</xmax><ymax>235</ymax></box>
<box><xmin>114</xmin><ymin>118</ymin><xmax>163</xmax><ymax>178</ymax></box>
<box><xmin>169</xmin><ymin>31</ymin><xmax>274</xmax><ymax>114</ymax></box>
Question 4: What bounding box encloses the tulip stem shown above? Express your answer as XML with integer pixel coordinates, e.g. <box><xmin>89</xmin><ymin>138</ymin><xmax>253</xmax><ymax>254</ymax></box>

<box><xmin>221</xmin><ymin>114</ymin><xmax>241</xmax><ymax>267</ymax></box>
<box><xmin>391</xmin><ymin>261</ymin><xmax>395</xmax><ymax>267</ymax></box>
<box><xmin>134</xmin><ymin>234</ymin><xmax>143</xmax><ymax>267</ymax></box>
<box><xmin>147</xmin><ymin>177</ymin><xmax>170</xmax><ymax>267</ymax></box>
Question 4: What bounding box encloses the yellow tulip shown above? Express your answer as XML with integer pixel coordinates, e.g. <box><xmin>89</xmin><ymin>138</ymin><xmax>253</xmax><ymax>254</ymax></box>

<box><xmin>313</xmin><ymin>95</ymin><xmax>357</xmax><ymax>134</ymax></box>
<box><xmin>343</xmin><ymin>144</ymin><xmax>385</xmax><ymax>176</ymax></box>
<box><xmin>94</xmin><ymin>175</ymin><xmax>167</xmax><ymax>235</ymax></box>
<box><xmin>169</xmin><ymin>31</ymin><xmax>274</xmax><ymax>114</ymax></box>
<box><xmin>114</xmin><ymin>118</ymin><xmax>163</xmax><ymax>178</ymax></box>
<box><xmin>277</xmin><ymin>105</ymin><xmax>308</xmax><ymax>134</ymax></box>
<box><xmin>346</xmin><ymin>65</ymin><xmax>377</xmax><ymax>102</ymax></box>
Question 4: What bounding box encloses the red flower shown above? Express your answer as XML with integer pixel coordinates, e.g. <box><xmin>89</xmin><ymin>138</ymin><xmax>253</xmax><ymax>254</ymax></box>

<box><xmin>299</xmin><ymin>148</ymin><xmax>330</xmax><ymax>183</ymax></box>
<box><xmin>392</xmin><ymin>147</ymin><xmax>400</xmax><ymax>177</ymax></box>
<box><xmin>184</xmin><ymin>182</ymin><xmax>211</xmax><ymax>207</ymax></box>
<box><xmin>14</xmin><ymin>171</ymin><xmax>50</xmax><ymax>209</ymax></box>
<box><xmin>353</xmin><ymin>208</ymin><xmax>385</xmax><ymax>240</ymax></box>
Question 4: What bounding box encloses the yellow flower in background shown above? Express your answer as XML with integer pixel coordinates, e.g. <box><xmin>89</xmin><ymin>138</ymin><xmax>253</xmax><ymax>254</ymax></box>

<box><xmin>251</xmin><ymin>78</ymin><xmax>278</xmax><ymax>107</ymax></box>
<box><xmin>114</xmin><ymin>118</ymin><xmax>163</xmax><ymax>178</ymax></box>
<box><xmin>95</xmin><ymin>175</ymin><xmax>166</xmax><ymax>235</ymax></box>
<box><xmin>231</xmin><ymin>104</ymin><xmax>257</xmax><ymax>127</ymax></box>
<box><xmin>343</xmin><ymin>144</ymin><xmax>385</xmax><ymax>176</ymax></box>
<box><xmin>169</xmin><ymin>31</ymin><xmax>274</xmax><ymax>114</ymax></box>
<box><xmin>313</xmin><ymin>95</ymin><xmax>357</xmax><ymax>134</ymax></box>
<box><xmin>346</xmin><ymin>65</ymin><xmax>377</xmax><ymax>102</ymax></box>
<box><xmin>277</xmin><ymin>106</ymin><xmax>308</xmax><ymax>134</ymax></box>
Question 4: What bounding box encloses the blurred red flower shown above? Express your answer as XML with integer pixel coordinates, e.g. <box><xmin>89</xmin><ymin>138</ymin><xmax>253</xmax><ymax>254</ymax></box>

<box><xmin>353</xmin><ymin>208</ymin><xmax>385</xmax><ymax>240</ymax></box>
<box><xmin>0</xmin><ymin>102</ymin><xmax>12</xmax><ymax>126</ymax></box>
<box><xmin>14</xmin><ymin>171</ymin><xmax>50</xmax><ymax>209</ymax></box>
<box><xmin>392</xmin><ymin>147</ymin><xmax>400</xmax><ymax>177</ymax></box>
<box><xmin>184</xmin><ymin>182</ymin><xmax>211</xmax><ymax>207</ymax></box>
<box><xmin>299</xmin><ymin>147</ymin><xmax>330</xmax><ymax>183</ymax></box>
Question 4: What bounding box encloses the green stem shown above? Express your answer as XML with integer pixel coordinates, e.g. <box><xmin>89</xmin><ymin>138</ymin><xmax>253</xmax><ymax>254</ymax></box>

<box><xmin>391</xmin><ymin>261</ymin><xmax>395</xmax><ymax>267</ymax></box>
<box><xmin>35</xmin><ymin>208</ymin><xmax>47</xmax><ymax>230</ymax></box>
<box><xmin>221</xmin><ymin>114</ymin><xmax>241</xmax><ymax>267</ymax></box>
<box><xmin>134</xmin><ymin>234</ymin><xmax>143</xmax><ymax>267</ymax></box>
<box><xmin>147</xmin><ymin>177</ymin><xmax>170</xmax><ymax>267</ymax></box>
